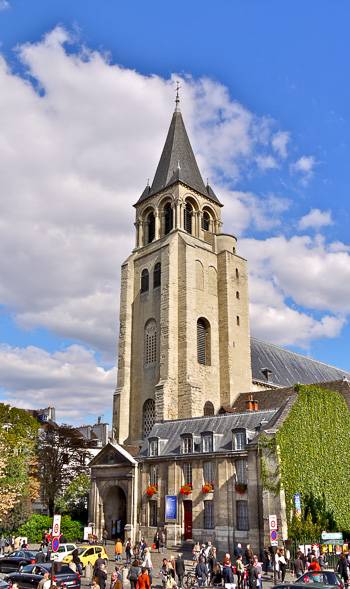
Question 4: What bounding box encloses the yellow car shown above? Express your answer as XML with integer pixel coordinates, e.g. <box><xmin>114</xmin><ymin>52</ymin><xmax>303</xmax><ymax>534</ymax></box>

<box><xmin>63</xmin><ymin>545</ymin><xmax>108</xmax><ymax>568</ymax></box>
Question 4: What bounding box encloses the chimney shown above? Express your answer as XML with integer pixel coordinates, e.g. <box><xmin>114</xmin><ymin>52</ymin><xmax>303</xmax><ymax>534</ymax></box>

<box><xmin>261</xmin><ymin>367</ymin><xmax>272</xmax><ymax>381</ymax></box>
<box><xmin>246</xmin><ymin>393</ymin><xmax>259</xmax><ymax>412</ymax></box>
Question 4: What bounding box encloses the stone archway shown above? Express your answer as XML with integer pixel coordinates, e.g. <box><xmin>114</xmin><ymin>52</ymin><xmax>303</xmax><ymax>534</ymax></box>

<box><xmin>103</xmin><ymin>485</ymin><xmax>127</xmax><ymax>540</ymax></box>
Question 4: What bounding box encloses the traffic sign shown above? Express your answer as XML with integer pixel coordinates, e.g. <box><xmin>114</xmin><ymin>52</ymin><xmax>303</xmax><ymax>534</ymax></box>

<box><xmin>52</xmin><ymin>537</ymin><xmax>60</xmax><ymax>552</ymax></box>
<box><xmin>269</xmin><ymin>515</ymin><xmax>277</xmax><ymax>530</ymax></box>
<box><xmin>52</xmin><ymin>514</ymin><xmax>61</xmax><ymax>538</ymax></box>
<box><xmin>270</xmin><ymin>529</ymin><xmax>278</xmax><ymax>546</ymax></box>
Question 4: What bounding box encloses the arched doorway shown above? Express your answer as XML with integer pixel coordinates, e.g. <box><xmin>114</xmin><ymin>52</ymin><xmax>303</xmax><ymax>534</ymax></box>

<box><xmin>103</xmin><ymin>485</ymin><xmax>127</xmax><ymax>540</ymax></box>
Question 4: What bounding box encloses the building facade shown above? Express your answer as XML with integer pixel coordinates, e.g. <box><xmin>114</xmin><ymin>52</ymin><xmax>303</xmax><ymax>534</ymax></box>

<box><xmin>89</xmin><ymin>97</ymin><xmax>350</xmax><ymax>552</ymax></box>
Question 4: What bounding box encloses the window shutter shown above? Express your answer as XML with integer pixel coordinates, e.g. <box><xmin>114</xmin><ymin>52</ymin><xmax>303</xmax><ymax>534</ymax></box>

<box><xmin>197</xmin><ymin>319</ymin><xmax>206</xmax><ymax>364</ymax></box>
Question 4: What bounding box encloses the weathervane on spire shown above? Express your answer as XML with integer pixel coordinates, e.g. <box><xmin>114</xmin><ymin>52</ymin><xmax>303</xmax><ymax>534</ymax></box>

<box><xmin>175</xmin><ymin>80</ymin><xmax>181</xmax><ymax>111</ymax></box>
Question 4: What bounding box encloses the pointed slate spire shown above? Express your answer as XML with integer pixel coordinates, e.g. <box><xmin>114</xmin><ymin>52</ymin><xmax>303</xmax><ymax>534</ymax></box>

<box><xmin>136</xmin><ymin>97</ymin><xmax>222</xmax><ymax>206</ymax></box>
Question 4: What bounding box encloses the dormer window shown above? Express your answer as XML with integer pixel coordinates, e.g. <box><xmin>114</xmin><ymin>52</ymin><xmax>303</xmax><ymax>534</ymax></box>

<box><xmin>202</xmin><ymin>432</ymin><xmax>213</xmax><ymax>453</ymax></box>
<box><xmin>181</xmin><ymin>435</ymin><xmax>193</xmax><ymax>455</ymax></box>
<box><xmin>149</xmin><ymin>438</ymin><xmax>158</xmax><ymax>457</ymax></box>
<box><xmin>233</xmin><ymin>429</ymin><xmax>246</xmax><ymax>451</ymax></box>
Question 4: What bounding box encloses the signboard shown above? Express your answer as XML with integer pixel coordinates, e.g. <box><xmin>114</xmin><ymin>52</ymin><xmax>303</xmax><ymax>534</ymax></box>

<box><xmin>270</xmin><ymin>529</ymin><xmax>278</xmax><ymax>547</ymax></box>
<box><xmin>294</xmin><ymin>493</ymin><xmax>301</xmax><ymax>514</ymax></box>
<box><xmin>84</xmin><ymin>526</ymin><xmax>93</xmax><ymax>541</ymax></box>
<box><xmin>165</xmin><ymin>495</ymin><xmax>177</xmax><ymax>520</ymax></box>
<box><xmin>269</xmin><ymin>515</ymin><xmax>277</xmax><ymax>530</ymax></box>
<box><xmin>52</xmin><ymin>514</ymin><xmax>61</xmax><ymax>538</ymax></box>
<box><xmin>51</xmin><ymin>537</ymin><xmax>60</xmax><ymax>553</ymax></box>
<box><xmin>321</xmin><ymin>532</ymin><xmax>343</xmax><ymax>541</ymax></box>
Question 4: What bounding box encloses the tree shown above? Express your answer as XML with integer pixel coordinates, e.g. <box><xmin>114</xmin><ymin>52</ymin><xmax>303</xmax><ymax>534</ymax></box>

<box><xmin>0</xmin><ymin>404</ymin><xmax>39</xmax><ymax>526</ymax></box>
<box><xmin>56</xmin><ymin>474</ymin><xmax>90</xmax><ymax>522</ymax></box>
<box><xmin>38</xmin><ymin>424</ymin><xmax>92</xmax><ymax>516</ymax></box>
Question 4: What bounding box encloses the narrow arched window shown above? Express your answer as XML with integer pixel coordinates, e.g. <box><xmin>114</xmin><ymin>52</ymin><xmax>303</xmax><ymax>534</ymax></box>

<box><xmin>236</xmin><ymin>291</ymin><xmax>240</xmax><ymax>299</ymax></box>
<box><xmin>184</xmin><ymin>203</ymin><xmax>193</xmax><ymax>234</ymax></box>
<box><xmin>141</xmin><ymin>269</ymin><xmax>149</xmax><ymax>293</ymax></box>
<box><xmin>202</xmin><ymin>211</ymin><xmax>210</xmax><ymax>231</ymax></box>
<box><xmin>147</xmin><ymin>212</ymin><xmax>155</xmax><ymax>244</ymax></box>
<box><xmin>143</xmin><ymin>399</ymin><xmax>155</xmax><ymax>438</ymax></box>
<box><xmin>164</xmin><ymin>203</ymin><xmax>173</xmax><ymax>235</ymax></box>
<box><xmin>144</xmin><ymin>319</ymin><xmax>157</xmax><ymax>365</ymax></box>
<box><xmin>197</xmin><ymin>317</ymin><xmax>211</xmax><ymax>365</ymax></box>
<box><xmin>153</xmin><ymin>262</ymin><xmax>161</xmax><ymax>288</ymax></box>
<box><xmin>204</xmin><ymin>401</ymin><xmax>215</xmax><ymax>416</ymax></box>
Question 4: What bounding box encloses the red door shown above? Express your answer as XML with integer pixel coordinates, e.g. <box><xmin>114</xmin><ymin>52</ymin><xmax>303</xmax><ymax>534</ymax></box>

<box><xmin>183</xmin><ymin>500</ymin><xmax>192</xmax><ymax>540</ymax></box>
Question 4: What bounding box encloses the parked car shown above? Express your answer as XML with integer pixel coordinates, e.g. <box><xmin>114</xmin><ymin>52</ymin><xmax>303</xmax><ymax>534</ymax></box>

<box><xmin>50</xmin><ymin>544</ymin><xmax>77</xmax><ymax>562</ymax></box>
<box><xmin>62</xmin><ymin>545</ymin><xmax>108</xmax><ymax>568</ymax></box>
<box><xmin>0</xmin><ymin>551</ymin><xmax>37</xmax><ymax>573</ymax></box>
<box><xmin>296</xmin><ymin>571</ymin><xmax>344</xmax><ymax>588</ymax></box>
<box><xmin>6</xmin><ymin>562</ymin><xmax>81</xmax><ymax>589</ymax></box>
<box><xmin>0</xmin><ymin>579</ymin><xmax>9</xmax><ymax>589</ymax></box>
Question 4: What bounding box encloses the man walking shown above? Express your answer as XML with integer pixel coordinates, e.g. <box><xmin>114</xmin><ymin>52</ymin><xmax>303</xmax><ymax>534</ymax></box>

<box><xmin>175</xmin><ymin>553</ymin><xmax>185</xmax><ymax>588</ymax></box>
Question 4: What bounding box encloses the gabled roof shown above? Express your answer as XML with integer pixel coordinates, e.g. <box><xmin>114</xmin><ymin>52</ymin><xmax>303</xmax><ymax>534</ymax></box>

<box><xmin>136</xmin><ymin>109</ymin><xmax>222</xmax><ymax>206</ymax></box>
<box><xmin>89</xmin><ymin>441</ymin><xmax>137</xmax><ymax>467</ymax></box>
<box><xmin>250</xmin><ymin>337</ymin><xmax>350</xmax><ymax>388</ymax></box>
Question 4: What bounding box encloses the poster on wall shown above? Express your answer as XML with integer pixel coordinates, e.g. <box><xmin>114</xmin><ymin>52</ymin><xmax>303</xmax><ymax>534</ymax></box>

<box><xmin>165</xmin><ymin>495</ymin><xmax>177</xmax><ymax>520</ymax></box>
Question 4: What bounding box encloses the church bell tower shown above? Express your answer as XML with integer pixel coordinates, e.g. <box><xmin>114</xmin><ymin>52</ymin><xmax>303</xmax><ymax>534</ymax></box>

<box><xmin>113</xmin><ymin>93</ymin><xmax>253</xmax><ymax>445</ymax></box>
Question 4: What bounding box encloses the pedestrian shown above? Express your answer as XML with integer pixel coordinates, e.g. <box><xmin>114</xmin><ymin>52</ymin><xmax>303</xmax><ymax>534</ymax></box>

<box><xmin>72</xmin><ymin>548</ymin><xmax>83</xmax><ymax>575</ymax></box>
<box><xmin>128</xmin><ymin>560</ymin><xmax>141</xmax><ymax>589</ymax></box>
<box><xmin>142</xmin><ymin>547</ymin><xmax>153</xmax><ymax>586</ymax></box>
<box><xmin>234</xmin><ymin>544</ymin><xmax>243</xmax><ymax>559</ymax></box>
<box><xmin>136</xmin><ymin>567</ymin><xmax>151</xmax><ymax>589</ymax></box>
<box><xmin>38</xmin><ymin>571</ymin><xmax>51</xmax><ymax>589</ymax></box>
<box><xmin>294</xmin><ymin>551</ymin><xmax>305</xmax><ymax>578</ymax></box>
<box><xmin>236</xmin><ymin>555</ymin><xmax>244</xmax><ymax>589</ymax></box>
<box><xmin>245</xmin><ymin>545</ymin><xmax>254</xmax><ymax>565</ymax></box>
<box><xmin>115</xmin><ymin>538</ymin><xmax>123</xmax><ymax>562</ymax></box>
<box><xmin>336</xmin><ymin>554</ymin><xmax>349</xmax><ymax>586</ymax></box>
<box><xmin>253</xmin><ymin>556</ymin><xmax>262</xmax><ymax>589</ymax></box>
<box><xmin>160</xmin><ymin>558</ymin><xmax>170</xmax><ymax>589</ymax></box>
<box><xmin>36</xmin><ymin>548</ymin><xmax>46</xmax><ymax>563</ymax></box>
<box><xmin>110</xmin><ymin>566</ymin><xmax>123</xmax><ymax>589</ymax></box>
<box><xmin>278</xmin><ymin>549</ymin><xmax>287</xmax><ymax>582</ymax></box>
<box><xmin>309</xmin><ymin>557</ymin><xmax>321</xmax><ymax>572</ymax></box>
<box><xmin>175</xmin><ymin>553</ymin><xmax>185</xmax><ymax>588</ymax></box>
<box><xmin>193</xmin><ymin>542</ymin><xmax>201</xmax><ymax>562</ymax></box>
<box><xmin>247</xmin><ymin>559</ymin><xmax>259</xmax><ymax>589</ymax></box>
<box><xmin>139</xmin><ymin>538</ymin><xmax>147</xmax><ymax>560</ymax></box>
<box><xmin>160</xmin><ymin>530</ymin><xmax>166</xmax><ymax>554</ymax></box>
<box><xmin>96</xmin><ymin>563</ymin><xmax>107</xmax><ymax>589</ymax></box>
<box><xmin>208</xmin><ymin>547</ymin><xmax>218</xmax><ymax>583</ymax></box>
<box><xmin>125</xmin><ymin>538</ymin><xmax>133</xmax><ymax>564</ymax></box>
<box><xmin>212</xmin><ymin>563</ymin><xmax>223</xmax><ymax>587</ymax></box>
<box><xmin>154</xmin><ymin>531</ymin><xmax>160</xmax><ymax>553</ymax></box>
<box><xmin>94</xmin><ymin>554</ymin><xmax>108</xmax><ymax>576</ymax></box>
<box><xmin>274</xmin><ymin>550</ymin><xmax>280</xmax><ymax>581</ymax></box>
<box><xmin>195</xmin><ymin>556</ymin><xmax>208</xmax><ymax>587</ymax></box>
<box><xmin>91</xmin><ymin>581</ymin><xmax>100</xmax><ymax>589</ymax></box>
<box><xmin>103</xmin><ymin>529</ymin><xmax>108</xmax><ymax>547</ymax></box>
<box><xmin>262</xmin><ymin>548</ymin><xmax>270</xmax><ymax>575</ymax></box>
<box><xmin>222</xmin><ymin>558</ymin><xmax>235</xmax><ymax>589</ymax></box>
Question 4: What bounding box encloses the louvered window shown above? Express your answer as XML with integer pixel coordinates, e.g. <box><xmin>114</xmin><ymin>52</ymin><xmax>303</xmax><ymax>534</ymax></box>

<box><xmin>153</xmin><ymin>263</ymin><xmax>161</xmax><ymax>288</ymax></box>
<box><xmin>147</xmin><ymin>212</ymin><xmax>155</xmax><ymax>243</ymax></box>
<box><xmin>149</xmin><ymin>501</ymin><xmax>158</xmax><ymax>526</ymax></box>
<box><xmin>164</xmin><ymin>203</ymin><xmax>173</xmax><ymax>234</ymax></box>
<box><xmin>236</xmin><ymin>458</ymin><xmax>247</xmax><ymax>484</ymax></box>
<box><xmin>197</xmin><ymin>318</ymin><xmax>210</xmax><ymax>365</ymax></box>
<box><xmin>144</xmin><ymin>319</ymin><xmax>157</xmax><ymax>365</ymax></box>
<box><xmin>143</xmin><ymin>399</ymin><xmax>156</xmax><ymax>439</ymax></box>
<box><xmin>141</xmin><ymin>269</ymin><xmax>149</xmax><ymax>293</ymax></box>
<box><xmin>202</xmin><ymin>211</ymin><xmax>210</xmax><ymax>231</ymax></box>
<box><xmin>184</xmin><ymin>203</ymin><xmax>193</xmax><ymax>233</ymax></box>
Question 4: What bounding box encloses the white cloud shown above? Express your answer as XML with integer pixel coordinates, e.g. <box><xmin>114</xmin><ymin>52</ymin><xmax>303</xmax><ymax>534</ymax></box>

<box><xmin>291</xmin><ymin>155</ymin><xmax>317</xmax><ymax>181</ymax></box>
<box><xmin>0</xmin><ymin>344</ymin><xmax>116</xmax><ymax>422</ymax></box>
<box><xmin>271</xmin><ymin>131</ymin><xmax>289</xmax><ymax>159</ymax></box>
<box><xmin>298</xmin><ymin>208</ymin><xmax>333</xmax><ymax>230</ymax></box>
<box><xmin>221</xmin><ymin>190</ymin><xmax>290</xmax><ymax>234</ymax></box>
<box><xmin>0</xmin><ymin>0</ymin><xmax>9</xmax><ymax>11</ymax></box>
<box><xmin>255</xmin><ymin>155</ymin><xmax>278</xmax><ymax>171</ymax></box>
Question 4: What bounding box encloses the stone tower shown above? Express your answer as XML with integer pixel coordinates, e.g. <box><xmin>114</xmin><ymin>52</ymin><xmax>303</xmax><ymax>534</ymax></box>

<box><xmin>113</xmin><ymin>96</ymin><xmax>252</xmax><ymax>445</ymax></box>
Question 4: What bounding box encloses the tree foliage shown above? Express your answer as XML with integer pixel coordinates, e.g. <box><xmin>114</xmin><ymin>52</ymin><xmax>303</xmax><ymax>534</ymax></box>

<box><xmin>38</xmin><ymin>424</ymin><xmax>92</xmax><ymax>516</ymax></box>
<box><xmin>0</xmin><ymin>404</ymin><xmax>39</xmax><ymax>525</ymax></box>
<box><xmin>56</xmin><ymin>474</ymin><xmax>90</xmax><ymax>523</ymax></box>
<box><xmin>17</xmin><ymin>514</ymin><xmax>83</xmax><ymax>542</ymax></box>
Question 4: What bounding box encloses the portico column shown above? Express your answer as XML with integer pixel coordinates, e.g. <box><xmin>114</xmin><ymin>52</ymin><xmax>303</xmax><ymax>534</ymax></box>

<box><xmin>176</xmin><ymin>201</ymin><xmax>182</xmax><ymax>229</ymax></box>
<box><xmin>139</xmin><ymin>221</ymin><xmax>144</xmax><ymax>246</ymax></box>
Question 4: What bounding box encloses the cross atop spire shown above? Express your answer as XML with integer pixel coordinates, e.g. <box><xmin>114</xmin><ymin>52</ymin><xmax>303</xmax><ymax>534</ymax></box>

<box><xmin>175</xmin><ymin>81</ymin><xmax>181</xmax><ymax>111</ymax></box>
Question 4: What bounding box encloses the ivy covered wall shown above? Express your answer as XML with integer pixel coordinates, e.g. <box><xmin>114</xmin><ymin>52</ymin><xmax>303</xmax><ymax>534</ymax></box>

<box><xmin>276</xmin><ymin>384</ymin><xmax>350</xmax><ymax>531</ymax></box>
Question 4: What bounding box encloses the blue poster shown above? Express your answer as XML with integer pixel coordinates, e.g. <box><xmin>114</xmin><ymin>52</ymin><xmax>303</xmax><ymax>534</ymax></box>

<box><xmin>165</xmin><ymin>495</ymin><xmax>177</xmax><ymax>520</ymax></box>
<box><xmin>294</xmin><ymin>493</ymin><xmax>301</xmax><ymax>514</ymax></box>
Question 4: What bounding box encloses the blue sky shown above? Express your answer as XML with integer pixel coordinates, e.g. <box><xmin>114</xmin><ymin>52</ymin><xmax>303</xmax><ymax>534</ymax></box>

<box><xmin>0</xmin><ymin>0</ymin><xmax>349</xmax><ymax>423</ymax></box>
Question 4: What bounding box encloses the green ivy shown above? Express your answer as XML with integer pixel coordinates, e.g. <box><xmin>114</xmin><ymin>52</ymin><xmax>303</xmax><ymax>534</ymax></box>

<box><xmin>276</xmin><ymin>384</ymin><xmax>350</xmax><ymax>531</ymax></box>
<box><xmin>17</xmin><ymin>514</ymin><xmax>83</xmax><ymax>542</ymax></box>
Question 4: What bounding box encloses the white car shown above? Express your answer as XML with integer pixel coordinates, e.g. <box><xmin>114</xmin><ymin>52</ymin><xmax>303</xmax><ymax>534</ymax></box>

<box><xmin>50</xmin><ymin>543</ymin><xmax>77</xmax><ymax>562</ymax></box>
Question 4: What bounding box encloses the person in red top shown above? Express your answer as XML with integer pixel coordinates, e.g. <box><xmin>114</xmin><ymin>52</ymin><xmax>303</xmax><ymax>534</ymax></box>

<box><xmin>136</xmin><ymin>568</ymin><xmax>151</xmax><ymax>589</ymax></box>
<box><xmin>309</xmin><ymin>557</ymin><xmax>321</xmax><ymax>571</ymax></box>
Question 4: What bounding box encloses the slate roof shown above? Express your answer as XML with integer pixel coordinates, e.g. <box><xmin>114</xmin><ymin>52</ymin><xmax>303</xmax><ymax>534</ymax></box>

<box><xmin>136</xmin><ymin>109</ymin><xmax>222</xmax><ymax>206</ymax></box>
<box><xmin>139</xmin><ymin>410</ymin><xmax>276</xmax><ymax>457</ymax></box>
<box><xmin>250</xmin><ymin>337</ymin><xmax>350</xmax><ymax>388</ymax></box>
